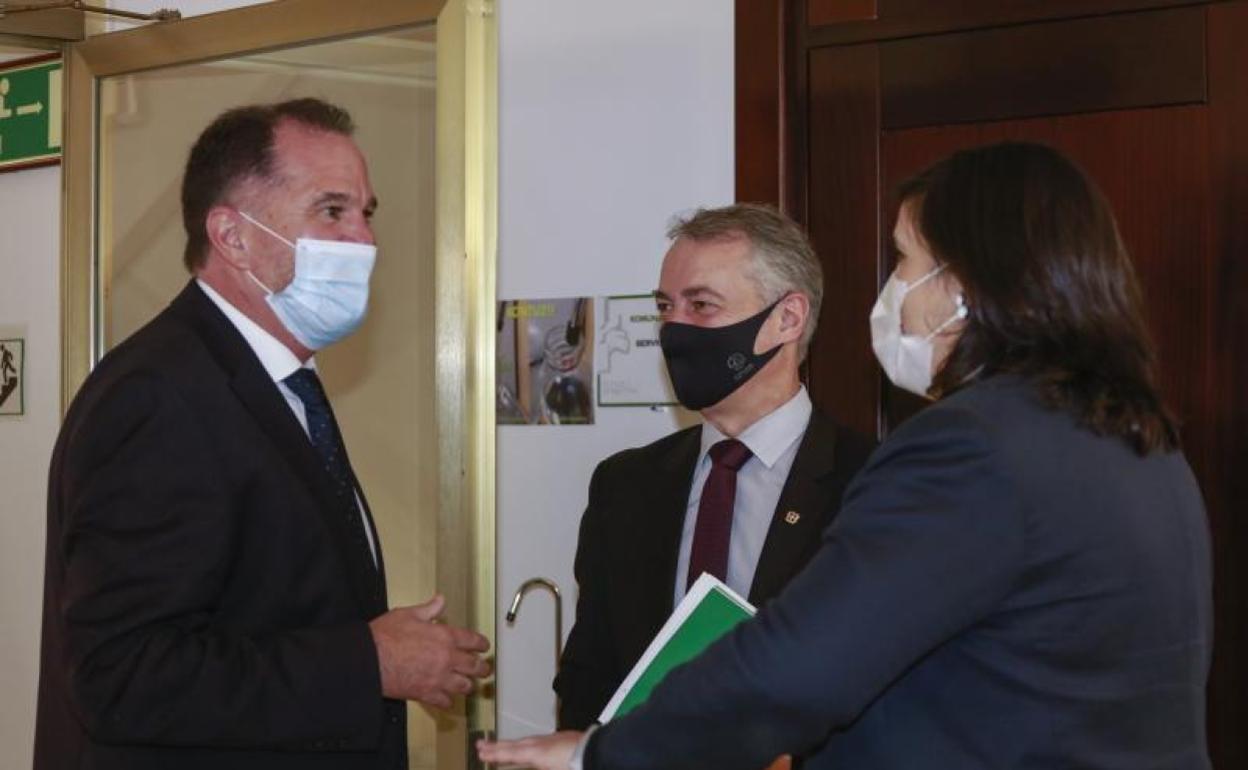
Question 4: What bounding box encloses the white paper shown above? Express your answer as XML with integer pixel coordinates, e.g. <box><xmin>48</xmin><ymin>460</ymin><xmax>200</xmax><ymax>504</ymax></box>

<box><xmin>596</xmin><ymin>294</ymin><xmax>677</xmax><ymax>407</ymax></box>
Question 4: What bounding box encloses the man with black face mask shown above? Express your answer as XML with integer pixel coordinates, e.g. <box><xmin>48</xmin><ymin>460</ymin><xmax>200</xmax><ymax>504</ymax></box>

<box><xmin>553</xmin><ymin>204</ymin><xmax>875</xmax><ymax>732</ymax></box>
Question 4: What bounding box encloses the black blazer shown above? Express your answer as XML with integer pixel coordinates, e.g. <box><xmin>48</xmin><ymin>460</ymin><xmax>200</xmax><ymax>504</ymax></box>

<box><xmin>35</xmin><ymin>282</ymin><xmax>406</xmax><ymax>769</ymax></box>
<box><xmin>554</xmin><ymin>410</ymin><xmax>875</xmax><ymax>729</ymax></box>
<box><xmin>586</xmin><ymin>375</ymin><xmax>1213</xmax><ymax>769</ymax></box>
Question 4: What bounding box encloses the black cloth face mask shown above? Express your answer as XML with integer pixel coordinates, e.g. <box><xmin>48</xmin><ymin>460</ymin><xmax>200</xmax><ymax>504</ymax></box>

<box><xmin>659</xmin><ymin>299</ymin><xmax>783</xmax><ymax>410</ymax></box>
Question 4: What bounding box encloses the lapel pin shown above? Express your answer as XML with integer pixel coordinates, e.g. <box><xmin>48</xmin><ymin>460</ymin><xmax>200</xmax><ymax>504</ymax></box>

<box><xmin>784</xmin><ymin>510</ymin><xmax>801</xmax><ymax>525</ymax></box>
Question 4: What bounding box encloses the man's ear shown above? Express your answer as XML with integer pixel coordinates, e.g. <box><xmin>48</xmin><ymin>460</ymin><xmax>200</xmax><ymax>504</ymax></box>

<box><xmin>205</xmin><ymin>206</ymin><xmax>251</xmax><ymax>270</ymax></box>
<box><xmin>775</xmin><ymin>292</ymin><xmax>810</xmax><ymax>345</ymax></box>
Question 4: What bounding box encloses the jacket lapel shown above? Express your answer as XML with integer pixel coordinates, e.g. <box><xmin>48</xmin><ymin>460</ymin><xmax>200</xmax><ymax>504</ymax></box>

<box><xmin>748</xmin><ymin>412</ymin><xmax>840</xmax><ymax>605</ymax></box>
<box><xmin>351</xmin><ymin>476</ymin><xmax>388</xmax><ymax>607</ymax></box>
<box><xmin>628</xmin><ymin>427</ymin><xmax>701</xmax><ymax>649</ymax></box>
<box><xmin>169</xmin><ymin>282</ymin><xmax>384</xmax><ymax>614</ymax></box>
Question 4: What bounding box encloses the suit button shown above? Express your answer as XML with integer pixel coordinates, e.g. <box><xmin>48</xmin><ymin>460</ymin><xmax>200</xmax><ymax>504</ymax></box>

<box><xmin>389</xmin><ymin>712</ymin><xmax>401</xmax><ymax>724</ymax></box>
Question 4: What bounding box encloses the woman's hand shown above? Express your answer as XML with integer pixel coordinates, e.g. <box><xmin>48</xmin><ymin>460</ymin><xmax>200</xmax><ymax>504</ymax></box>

<box><xmin>476</xmin><ymin>730</ymin><xmax>583</xmax><ymax>769</ymax></box>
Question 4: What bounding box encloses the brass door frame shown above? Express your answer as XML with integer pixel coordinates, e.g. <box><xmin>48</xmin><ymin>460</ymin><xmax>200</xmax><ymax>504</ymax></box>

<box><xmin>59</xmin><ymin>0</ymin><xmax>497</xmax><ymax>760</ymax></box>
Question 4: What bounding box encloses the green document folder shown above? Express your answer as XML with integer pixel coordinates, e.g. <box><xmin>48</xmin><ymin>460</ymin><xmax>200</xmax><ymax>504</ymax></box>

<box><xmin>598</xmin><ymin>573</ymin><xmax>756</xmax><ymax>722</ymax></box>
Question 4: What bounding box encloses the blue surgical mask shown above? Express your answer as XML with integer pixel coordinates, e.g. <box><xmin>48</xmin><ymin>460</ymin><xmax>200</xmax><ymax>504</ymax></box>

<box><xmin>239</xmin><ymin>211</ymin><xmax>377</xmax><ymax>350</ymax></box>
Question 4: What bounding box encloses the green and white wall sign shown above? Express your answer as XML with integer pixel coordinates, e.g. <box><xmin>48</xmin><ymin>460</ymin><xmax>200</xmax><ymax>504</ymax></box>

<box><xmin>0</xmin><ymin>54</ymin><xmax>62</xmax><ymax>172</ymax></box>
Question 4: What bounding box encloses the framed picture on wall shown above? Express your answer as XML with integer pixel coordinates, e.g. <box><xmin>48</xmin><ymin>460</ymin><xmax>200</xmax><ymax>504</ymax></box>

<box><xmin>497</xmin><ymin>297</ymin><xmax>595</xmax><ymax>425</ymax></box>
<box><xmin>0</xmin><ymin>337</ymin><xmax>24</xmax><ymax>416</ymax></box>
<box><xmin>596</xmin><ymin>294</ymin><xmax>677</xmax><ymax>408</ymax></box>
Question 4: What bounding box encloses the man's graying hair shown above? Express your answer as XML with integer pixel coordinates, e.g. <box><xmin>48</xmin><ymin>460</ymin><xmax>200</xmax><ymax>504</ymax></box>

<box><xmin>667</xmin><ymin>203</ymin><xmax>823</xmax><ymax>357</ymax></box>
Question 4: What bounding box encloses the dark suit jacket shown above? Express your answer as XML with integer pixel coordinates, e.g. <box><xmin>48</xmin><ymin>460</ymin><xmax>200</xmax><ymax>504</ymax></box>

<box><xmin>554</xmin><ymin>410</ymin><xmax>875</xmax><ymax>730</ymax></box>
<box><xmin>35</xmin><ymin>282</ymin><xmax>406</xmax><ymax>769</ymax></box>
<box><xmin>586</xmin><ymin>375</ymin><xmax>1213</xmax><ymax>769</ymax></box>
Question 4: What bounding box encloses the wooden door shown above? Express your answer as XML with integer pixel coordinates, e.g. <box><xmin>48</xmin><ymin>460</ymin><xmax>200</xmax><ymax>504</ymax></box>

<box><xmin>738</xmin><ymin>1</ymin><xmax>1248</xmax><ymax>765</ymax></box>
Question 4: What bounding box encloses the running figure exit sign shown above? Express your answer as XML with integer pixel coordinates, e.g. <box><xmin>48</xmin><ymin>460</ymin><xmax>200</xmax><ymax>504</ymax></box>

<box><xmin>0</xmin><ymin>54</ymin><xmax>62</xmax><ymax>172</ymax></box>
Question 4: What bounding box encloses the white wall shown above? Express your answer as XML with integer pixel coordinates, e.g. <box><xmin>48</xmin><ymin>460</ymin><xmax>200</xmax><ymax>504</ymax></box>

<box><xmin>0</xmin><ymin>164</ymin><xmax>60</xmax><ymax>769</ymax></box>
<box><xmin>495</xmin><ymin>0</ymin><xmax>733</xmax><ymax>737</ymax></box>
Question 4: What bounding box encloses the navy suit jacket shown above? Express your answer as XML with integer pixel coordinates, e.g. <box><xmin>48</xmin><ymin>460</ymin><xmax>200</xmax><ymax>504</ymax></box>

<box><xmin>555</xmin><ymin>410</ymin><xmax>875</xmax><ymax>730</ymax></box>
<box><xmin>587</xmin><ymin>375</ymin><xmax>1213</xmax><ymax>769</ymax></box>
<box><xmin>35</xmin><ymin>282</ymin><xmax>406</xmax><ymax>769</ymax></box>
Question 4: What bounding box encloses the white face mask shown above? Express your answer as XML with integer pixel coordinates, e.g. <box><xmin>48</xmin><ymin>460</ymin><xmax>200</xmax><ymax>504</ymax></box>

<box><xmin>869</xmin><ymin>264</ymin><xmax>967</xmax><ymax>397</ymax></box>
<box><xmin>239</xmin><ymin>211</ymin><xmax>377</xmax><ymax>350</ymax></box>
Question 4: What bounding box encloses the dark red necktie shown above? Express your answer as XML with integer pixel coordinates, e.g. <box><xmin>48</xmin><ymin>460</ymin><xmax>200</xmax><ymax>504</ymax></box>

<box><xmin>687</xmin><ymin>438</ymin><xmax>753</xmax><ymax>589</ymax></box>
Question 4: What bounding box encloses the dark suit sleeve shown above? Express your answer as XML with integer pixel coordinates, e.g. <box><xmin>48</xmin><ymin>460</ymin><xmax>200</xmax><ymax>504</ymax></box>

<box><xmin>587</xmin><ymin>405</ymin><xmax>1025</xmax><ymax>769</ymax></box>
<box><xmin>57</xmin><ymin>372</ymin><xmax>383</xmax><ymax>750</ymax></box>
<box><xmin>834</xmin><ymin>424</ymin><xmax>878</xmax><ymax>484</ymax></box>
<box><xmin>554</xmin><ymin>460</ymin><xmax>623</xmax><ymax>729</ymax></box>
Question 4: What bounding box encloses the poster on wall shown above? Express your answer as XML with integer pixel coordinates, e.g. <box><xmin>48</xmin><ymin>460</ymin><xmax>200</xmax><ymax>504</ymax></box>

<box><xmin>0</xmin><ymin>336</ymin><xmax>24</xmax><ymax>417</ymax></box>
<box><xmin>596</xmin><ymin>294</ymin><xmax>677</xmax><ymax>407</ymax></box>
<box><xmin>497</xmin><ymin>297</ymin><xmax>594</xmax><ymax>425</ymax></box>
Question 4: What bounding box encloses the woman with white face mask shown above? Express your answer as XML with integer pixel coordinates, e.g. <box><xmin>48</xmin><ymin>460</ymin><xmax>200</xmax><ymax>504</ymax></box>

<box><xmin>869</xmin><ymin>202</ymin><xmax>968</xmax><ymax>398</ymax></box>
<box><xmin>479</xmin><ymin>142</ymin><xmax>1212</xmax><ymax>770</ymax></box>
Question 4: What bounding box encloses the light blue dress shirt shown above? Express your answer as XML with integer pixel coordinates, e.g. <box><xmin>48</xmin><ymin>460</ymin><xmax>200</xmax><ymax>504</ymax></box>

<box><xmin>673</xmin><ymin>386</ymin><xmax>813</xmax><ymax>605</ymax></box>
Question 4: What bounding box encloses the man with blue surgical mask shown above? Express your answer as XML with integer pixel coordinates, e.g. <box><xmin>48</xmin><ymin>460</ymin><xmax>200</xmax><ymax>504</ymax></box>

<box><xmin>35</xmin><ymin>99</ymin><xmax>490</xmax><ymax>770</ymax></box>
<box><xmin>552</xmin><ymin>204</ymin><xmax>874</xmax><ymax>741</ymax></box>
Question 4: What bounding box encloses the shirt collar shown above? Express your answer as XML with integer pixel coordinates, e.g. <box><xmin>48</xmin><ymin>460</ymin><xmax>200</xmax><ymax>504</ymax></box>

<box><xmin>699</xmin><ymin>386</ymin><xmax>812</xmax><ymax>470</ymax></box>
<box><xmin>196</xmin><ymin>278</ymin><xmax>313</xmax><ymax>383</ymax></box>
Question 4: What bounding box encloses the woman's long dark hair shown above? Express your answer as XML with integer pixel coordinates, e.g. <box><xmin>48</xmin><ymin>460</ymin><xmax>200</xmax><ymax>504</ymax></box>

<box><xmin>903</xmin><ymin>142</ymin><xmax>1178</xmax><ymax>455</ymax></box>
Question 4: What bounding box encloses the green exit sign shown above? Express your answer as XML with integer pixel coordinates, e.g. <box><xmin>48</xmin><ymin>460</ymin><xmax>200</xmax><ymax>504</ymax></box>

<box><xmin>0</xmin><ymin>54</ymin><xmax>62</xmax><ymax>172</ymax></box>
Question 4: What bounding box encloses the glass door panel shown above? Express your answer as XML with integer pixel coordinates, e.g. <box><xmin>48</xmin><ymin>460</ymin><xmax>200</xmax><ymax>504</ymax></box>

<box><xmin>96</xmin><ymin>25</ymin><xmax>446</xmax><ymax>769</ymax></box>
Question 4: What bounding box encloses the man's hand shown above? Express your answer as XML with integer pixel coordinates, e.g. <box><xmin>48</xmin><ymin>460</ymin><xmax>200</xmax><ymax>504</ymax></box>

<box><xmin>369</xmin><ymin>594</ymin><xmax>491</xmax><ymax>708</ymax></box>
<box><xmin>476</xmin><ymin>730</ymin><xmax>582</xmax><ymax>770</ymax></box>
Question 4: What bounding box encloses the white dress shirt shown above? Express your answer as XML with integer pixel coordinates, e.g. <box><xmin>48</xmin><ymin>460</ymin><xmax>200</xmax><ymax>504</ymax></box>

<box><xmin>196</xmin><ymin>279</ymin><xmax>378</xmax><ymax>564</ymax></box>
<box><xmin>673</xmin><ymin>386</ymin><xmax>812</xmax><ymax>605</ymax></box>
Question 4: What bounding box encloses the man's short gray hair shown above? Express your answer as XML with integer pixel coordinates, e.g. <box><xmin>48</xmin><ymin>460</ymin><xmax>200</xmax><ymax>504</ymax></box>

<box><xmin>667</xmin><ymin>203</ymin><xmax>823</xmax><ymax>357</ymax></box>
